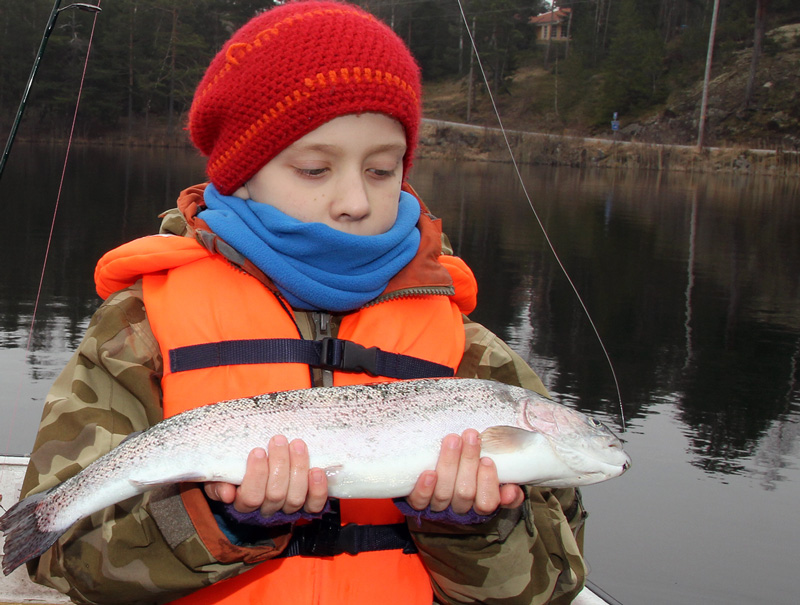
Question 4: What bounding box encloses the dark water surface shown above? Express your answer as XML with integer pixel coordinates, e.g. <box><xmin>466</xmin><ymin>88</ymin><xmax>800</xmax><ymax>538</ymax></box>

<box><xmin>1</xmin><ymin>143</ymin><xmax>799</xmax><ymax>604</ymax></box>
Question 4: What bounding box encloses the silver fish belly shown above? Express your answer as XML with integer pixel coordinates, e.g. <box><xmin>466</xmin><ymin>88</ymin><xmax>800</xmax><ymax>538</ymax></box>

<box><xmin>1</xmin><ymin>378</ymin><xmax>630</xmax><ymax>575</ymax></box>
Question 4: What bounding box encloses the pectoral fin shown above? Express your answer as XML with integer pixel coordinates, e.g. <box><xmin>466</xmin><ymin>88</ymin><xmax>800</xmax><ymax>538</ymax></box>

<box><xmin>480</xmin><ymin>426</ymin><xmax>536</xmax><ymax>454</ymax></box>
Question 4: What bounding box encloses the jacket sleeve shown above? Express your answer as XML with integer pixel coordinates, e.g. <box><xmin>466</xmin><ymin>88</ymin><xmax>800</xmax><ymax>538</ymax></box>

<box><xmin>20</xmin><ymin>284</ymin><xmax>288</xmax><ymax>605</ymax></box>
<box><xmin>406</xmin><ymin>317</ymin><xmax>588</xmax><ymax>605</ymax></box>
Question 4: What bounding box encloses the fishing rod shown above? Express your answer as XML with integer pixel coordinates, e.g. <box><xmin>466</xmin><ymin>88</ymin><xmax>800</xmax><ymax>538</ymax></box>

<box><xmin>0</xmin><ymin>1</ymin><xmax>102</xmax><ymax>182</ymax></box>
<box><xmin>0</xmin><ymin>1</ymin><xmax>101</xmax><ymax>486</ymax></box>
<box><xmin>453</xmin><ymin>0</ymin><xmax>626</xmax><ymax>431</ymax></box>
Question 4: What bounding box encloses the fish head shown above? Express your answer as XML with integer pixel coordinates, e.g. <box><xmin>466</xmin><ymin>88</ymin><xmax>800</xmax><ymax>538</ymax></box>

<box><xmin>519</xmin><ymin>396</ymin><xmax>631</xmax><ymax>486</ymax></box>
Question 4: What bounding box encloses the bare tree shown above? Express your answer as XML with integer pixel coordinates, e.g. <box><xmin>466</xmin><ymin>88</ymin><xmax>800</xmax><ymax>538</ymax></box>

<box><xmin>743</xmin><ymin>0</ymin><xmax>772</xmax><ymax>110</ymax></box>
<box><xmin>697</xmin><ymin>0</ymin><xmax>721</xmax><ymax>149</ymax></box>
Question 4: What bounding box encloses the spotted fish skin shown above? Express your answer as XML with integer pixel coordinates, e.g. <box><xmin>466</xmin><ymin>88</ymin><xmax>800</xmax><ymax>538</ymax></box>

<box><xmin>0</xmin><ymin>378</ymin><xmax>630</xmax><ymax>575</ymax></box>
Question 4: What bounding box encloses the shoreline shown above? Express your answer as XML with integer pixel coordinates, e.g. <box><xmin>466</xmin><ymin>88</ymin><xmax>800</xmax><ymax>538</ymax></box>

<box><xmin>417</xmin><ymin>119</ymin><xmax>800</xmax><ymax>177</ymax></box>
<box><xmin>10</xmin><ymin>117</ymin><xmax>800</xmax><ymax>178</ymax></box>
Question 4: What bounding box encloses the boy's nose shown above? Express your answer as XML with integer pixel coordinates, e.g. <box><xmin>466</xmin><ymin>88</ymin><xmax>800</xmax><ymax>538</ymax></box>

<box><xmin>331</xmin><ymin>174</ymin><xmax>371</xmax><ymax>222</ymax></box>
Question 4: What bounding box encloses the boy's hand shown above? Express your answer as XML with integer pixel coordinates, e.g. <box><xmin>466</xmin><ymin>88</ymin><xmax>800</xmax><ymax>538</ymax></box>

<box><xmin>204</xmin><ymin>436</ymin><xmax>328</xmax><ymax>516</ymax></box>
<box><xmin>405</xmin><ymin>429</ymin><xmax>525</xmax><ymax>515</ymax></box>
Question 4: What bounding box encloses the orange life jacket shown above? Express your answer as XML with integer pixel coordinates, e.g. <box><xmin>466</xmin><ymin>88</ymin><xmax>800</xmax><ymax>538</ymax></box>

<box><xmin>94</xmin><ymin>187</ymin><xmax>478</xmax><ymax>605</ymax></box>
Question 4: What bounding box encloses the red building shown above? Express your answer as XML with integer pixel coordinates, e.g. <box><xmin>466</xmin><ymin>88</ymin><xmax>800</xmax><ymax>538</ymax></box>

<box><xmin>530</xmin><ymin>7</ymin><xmax>573</xmax><ymax>42</ymax></box>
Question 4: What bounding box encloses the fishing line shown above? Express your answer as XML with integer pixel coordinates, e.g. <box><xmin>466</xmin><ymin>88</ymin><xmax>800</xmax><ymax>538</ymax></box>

<box><xmin>454</xmin><ymin>0</ymin><xmax>626</xmax><ymax>430</ymax></box>
<box><xmin>27</xmin><ymin>3</ymin><xmax>101</xmax><ymax>355</ymax></box>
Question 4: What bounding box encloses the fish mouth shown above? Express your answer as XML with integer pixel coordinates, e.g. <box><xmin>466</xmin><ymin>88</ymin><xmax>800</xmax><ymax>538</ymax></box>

<box><xmin>585</xmin><ymin>446</ymin><xmax>631</xmax><ymax>473</ymax></box>
<box><xmin>583</xmin><ymin>454</ymin><xmax>631</xmax><ymax>483</ymax></box>
<box><xmin>614</xmin><ymin>453</ymin><xmax>632</xmax><ymax>475</ymax></box>
<box><xmin>579</xmin><ymin>459</ymin><xmax>631</xmax><ymax>485</ymax></box>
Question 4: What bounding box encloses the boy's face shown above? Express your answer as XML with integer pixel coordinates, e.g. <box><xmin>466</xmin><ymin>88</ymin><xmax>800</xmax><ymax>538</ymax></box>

<box><xmin>234</xmin><ymin>113</ymin><xmax>407</xmax><ymax>236</ymax></box>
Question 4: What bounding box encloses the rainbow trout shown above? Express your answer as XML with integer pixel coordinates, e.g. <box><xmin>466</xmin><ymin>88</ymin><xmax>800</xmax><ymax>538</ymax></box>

<box><xmin>1</xmin><ymin>378</ymin><xmax>630</xmax><ymax>575</ymax></box>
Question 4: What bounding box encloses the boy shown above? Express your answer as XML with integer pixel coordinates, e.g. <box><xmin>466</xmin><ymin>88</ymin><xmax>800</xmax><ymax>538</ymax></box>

<box><xmin>21</xmin><ymin>2</ymin><xmax>587</xmax><ymax>603</ymax></box>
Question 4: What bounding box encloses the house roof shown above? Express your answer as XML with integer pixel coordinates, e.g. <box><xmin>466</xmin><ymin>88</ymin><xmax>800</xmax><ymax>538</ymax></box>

<box><xmin>530</xmin><ymin>7</ymin><xmax>572</xmax><ymax>26</ymax></box>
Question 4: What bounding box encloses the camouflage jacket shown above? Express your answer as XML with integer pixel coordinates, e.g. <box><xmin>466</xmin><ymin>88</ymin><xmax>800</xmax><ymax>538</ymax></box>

<box><xmin>21</xmin><ymin>209</ymin><xmax>587</xmax><ymax>605</ymax></box>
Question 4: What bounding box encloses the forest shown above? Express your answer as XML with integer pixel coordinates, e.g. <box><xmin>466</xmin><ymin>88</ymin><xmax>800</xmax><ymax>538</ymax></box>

<box><xmin>1</xmin><ymin>0</ymin><xmax>798</xmax><ymax>144</ymax></box>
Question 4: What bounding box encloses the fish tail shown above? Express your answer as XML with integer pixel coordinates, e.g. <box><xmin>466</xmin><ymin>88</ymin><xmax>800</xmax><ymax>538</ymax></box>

<box><xmin>0</xmin><ymin>488</ymin><xmax>63</xmax><ymax>576</ymax></box>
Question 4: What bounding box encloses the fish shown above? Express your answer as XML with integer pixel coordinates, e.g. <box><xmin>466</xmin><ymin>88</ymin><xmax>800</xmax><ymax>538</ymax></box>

<box><xmin>0</xmin><ymin>378</ymin><xmax>630</xmax><ymax>575</ymax></box>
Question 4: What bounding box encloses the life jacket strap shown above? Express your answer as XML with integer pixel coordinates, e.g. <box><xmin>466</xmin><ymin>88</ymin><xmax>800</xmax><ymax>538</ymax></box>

<box><xmin>279</xmin><ymin>515</ymin><xmax>418</xmax><ymax>558</ymax></box>
<box><xmin>169</xmin><ymin>337</ymin><xmax>455</xmax><ymax>379</ymax></box>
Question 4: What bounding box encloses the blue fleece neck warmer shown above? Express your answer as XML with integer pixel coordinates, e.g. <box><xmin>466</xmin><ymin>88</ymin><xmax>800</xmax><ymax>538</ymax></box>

<box><xmin>199</xmin><ymin>184</ymin><xmax>421</xmax><ymax>311</ymax></box>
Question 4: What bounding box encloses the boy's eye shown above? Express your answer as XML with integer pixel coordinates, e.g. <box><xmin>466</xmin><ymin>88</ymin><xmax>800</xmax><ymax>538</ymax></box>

<box><xmin>296</xmin><ymin>167</ymin><xmax>328</xmax><ymax>177</ymax></box>
<box><xmin>368</xmin><ymin>168</ymin><xmax>397</xmax><ymax>178</ymax></box>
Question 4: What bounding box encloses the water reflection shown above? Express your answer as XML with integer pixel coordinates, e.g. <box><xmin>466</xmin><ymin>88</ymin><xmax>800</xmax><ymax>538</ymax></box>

<box><xmin>753</xmin><ymin>394</ymin><xmax>800</xmax><ymax>491</ymax></box>
<box><xmin>412</xmin><ymin>160</ymin><xmax>800</xmax><ymax>483</ymax></box>
<box><xmin>1</xmin><ymin>146</ymin><xmax>799</xmax><ymax>482</ymax></box>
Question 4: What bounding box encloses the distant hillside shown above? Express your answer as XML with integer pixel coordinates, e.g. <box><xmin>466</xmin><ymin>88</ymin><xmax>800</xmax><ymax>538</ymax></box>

<box><xmin>423</xmin><ymin>23</ymin><xmax>800</xmax><ymax>151</ymax></box>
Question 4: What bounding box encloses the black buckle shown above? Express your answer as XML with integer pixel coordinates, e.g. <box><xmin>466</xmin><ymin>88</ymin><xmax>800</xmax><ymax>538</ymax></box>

<box><xmin>335</xmin><ymin>523</ymin><xmax>360</xmax><ymax>555</ymax></box>
<box><xmin>319</xmin><ymin>338</ymin><xmax>379</xmax><ymax>376</ymax></box>
<box><xmin>295</xmin><ymin>513</ymin><xmax>343</xmax><ymax>557</ymax></box>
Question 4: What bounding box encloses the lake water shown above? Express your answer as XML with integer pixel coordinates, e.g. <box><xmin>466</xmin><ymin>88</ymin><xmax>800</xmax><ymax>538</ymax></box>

<box><xmin>1</xmin><ymin>142</ymin><xmax>799</xmax><ymax>604</ymax></box>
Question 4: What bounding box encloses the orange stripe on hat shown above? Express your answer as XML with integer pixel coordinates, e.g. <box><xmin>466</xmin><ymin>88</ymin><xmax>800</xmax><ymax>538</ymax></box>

<box><xmin>206</xmin><ymin>67</ymin><xmax>418</xmax><ymax>179</ymax></box>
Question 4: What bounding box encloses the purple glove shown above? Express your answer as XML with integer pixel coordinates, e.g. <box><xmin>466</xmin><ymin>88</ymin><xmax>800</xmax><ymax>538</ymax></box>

<box><xmin>394</xmin><ymin>499</ymin><xmax>498</xmax><ymax>526</ymax></box>
<box><xmin>222</xmin><ymin>500</ymin><xmax>333</xmax><ymax>526</ymax></box>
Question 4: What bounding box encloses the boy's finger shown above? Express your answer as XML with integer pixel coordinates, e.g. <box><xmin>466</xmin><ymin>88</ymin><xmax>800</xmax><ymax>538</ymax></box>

<box><xmin>234</xmin><ymin>448</ymin><xmax>269</xmax><ymax>512</ymax></box>
<box><xmin>204</xmin><ymin>481</ymin><xmax>235</xmax><ymax>503</ymax></box>
<box><xmin>451</xmin><ymin>429</ymin><xmax>481</xmax><ymax>514</ymax></box>
<box><xmin>260</xmin><ymin>435</ymin><xmax>291</xmax><ymax>517</ymax></box>
<box><xmin>283</xmin><ymin>439</ymin><xmax>310</xmax><ymax>514</ymax></box>
<box><xmin>500</xmin><ymin>484</ymin><xmax>526</xmax><ymax>509</ymax></box>
<box><xmin>304</xmin><ymin>468</ymin><xmax>329</xmax><ymax>514</ymax></box>
<box><xmin>405</xmin><ymin>471</ymin><xmax>437</xmax><ymax>511</ymax></box>
<box><xmin>430</xmin><ymin>434</ymin><xmax>461</xmax><ymax>511</ymax></box>
<box><xmin>473</xmin><ymin>457</ymin><xmax>502</xmax><ymax>515</ymax></box>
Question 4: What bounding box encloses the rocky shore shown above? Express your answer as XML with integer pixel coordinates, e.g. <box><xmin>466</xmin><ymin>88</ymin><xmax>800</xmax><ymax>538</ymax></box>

<box><xmin>418</xmin><ymin>119</ymin><xmax>800</xmax><ymax>177</ymax></box>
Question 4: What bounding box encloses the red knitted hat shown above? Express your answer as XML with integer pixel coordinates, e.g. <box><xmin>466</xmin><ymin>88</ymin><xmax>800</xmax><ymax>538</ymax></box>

<box><xmin>189</xmin><ymin>0</ymin><xmax>422</xmax><ymax>195</ymax></box>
